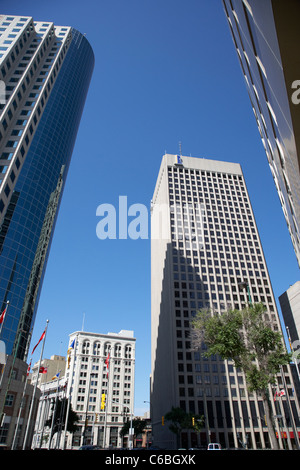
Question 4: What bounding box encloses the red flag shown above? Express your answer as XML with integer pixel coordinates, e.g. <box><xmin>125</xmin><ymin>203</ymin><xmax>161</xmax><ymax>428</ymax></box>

<box><xmin>31</xmin><ymin>329</ymin><xmax>46</xmax><ymax>355</ymax></box>
<box><xmin>0</xmin><ymin>307</ymin><xmax>7</xmax><ymax>325</ymax></box>
<box><xmin>27</xmin><ymin>359</ymin><xmax>32</xmax><ymax>376</ymax></box>
<box><xmin>39</xmin><ymin>366</ymin><xmax>47</xmax><ymax>374</ymax></box>
<box><xmin>105</xmin><ymin>353</ymin><xmax>110</xmax><ymax>378</ymax></box>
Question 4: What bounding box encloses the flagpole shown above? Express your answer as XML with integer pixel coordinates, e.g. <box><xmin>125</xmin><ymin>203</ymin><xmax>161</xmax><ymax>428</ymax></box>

<box><xmin>0</xmin><ymin>300</ymin><xmax>9</xmax><ymax>336</ymax></box>
<box><xmin>32</xmin><ymin>385</ymin><xmax>47</xmax><ymax>450</ymax></box>
<box><xmin>11</xmin><ymin>371</ymin><xmax>29</xmax><ymax>450</ymax></box>
<box><xmin>103</xmin><ymin>347</ymin><xmax>111</xmax><ymax>449</ymax></box>
<box><xmin>0</xmin><ymin>301</ymin><xmax>10</xmax><ymax>388</ymax></box>
<box><xmin>62</xmin><ymin>335</ymin><xmax>77</xmax><ymax>449</ymax></box>
<box><xmin>48</xmin><ymin>374</ymin><xmax>60</xmax><ymax>449</ymax></box>
<box><xmin>22</xmin><ymin>319</ymin><xmax>49</xmax><ymax>450</ymax></box>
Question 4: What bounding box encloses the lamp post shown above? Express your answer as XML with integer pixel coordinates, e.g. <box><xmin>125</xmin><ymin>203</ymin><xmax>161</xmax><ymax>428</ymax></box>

<box><xmin>238</xmin><ymin>280</ymin><xmax>252</xmax><ymax>305</ymax></box>
<box><xmin>143</xmin><ymin>400</ymin><xmax>153</xmax><ymax>447</ymax></box>
<box><xmin>82</xmin><ymin>372</ymin><xmax>95</xmax><ymax>446</ymax></box>
<box><xmin>111</xmin><ymin>398</ymin><xmax>133</xmax><ymax>448</ymax></box>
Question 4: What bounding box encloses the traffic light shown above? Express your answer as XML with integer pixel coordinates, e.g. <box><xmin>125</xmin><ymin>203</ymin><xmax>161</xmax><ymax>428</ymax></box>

<box><xmin>95</xmin><ymin>413</ymin><xmax>99</xmax><ymax>423</ymax></box>
<box><xmin>192</xmin><ymin>417</ymin><xmax>195</xmax><ymax>426</ymax></box>
<box><xmin>162</xmin><ymin>416</ymin><xmax>164</xmax><ymax>426</ymax></box>
<box><xmin>101</xmin><ymin>393</ymin><xmax>106</xmax><ymax>410</ymax></box>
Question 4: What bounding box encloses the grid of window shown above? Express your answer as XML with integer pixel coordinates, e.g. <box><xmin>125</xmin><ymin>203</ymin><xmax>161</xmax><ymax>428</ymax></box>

<box><xmin>73</xmin><ymin>339</ymin><xmax>134</xmax><ymax>415</ymax></box>
<box><xmin>67</xmin><ymin>333</ymin><xmax>135</xmax><ymax>447</ymax></box>
<box><xmin>168</xmin><ymin>164</ymin><xmax>280</xmax><ymax>410</ymax></box>
<box><xmin>168</xmin><ymin>165</ymin><xmax>276</xmax><ymax>318</ymax></box>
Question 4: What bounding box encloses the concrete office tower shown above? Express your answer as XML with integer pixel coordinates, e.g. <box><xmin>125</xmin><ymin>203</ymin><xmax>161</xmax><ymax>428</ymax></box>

<box><xmin>64</xmin><ymin>330</ymin><xmax>135</xmax><ymax>449</ymax></box>
<box><xmin>222</xmin><ymin>1</ymin><xmax>300</xmax><ymax>266</ymax></box>
<box><xmin>150</xmin><ymin>154</ymin><xmax>300</xmax><ymax>449</ymax></box>
<box><xmin>0</xmin><ymin>15</ymin><xmax>94</xmax><ymax>359</ymax></box>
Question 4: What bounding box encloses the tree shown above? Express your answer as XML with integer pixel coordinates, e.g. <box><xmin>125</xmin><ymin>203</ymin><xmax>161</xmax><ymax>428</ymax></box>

<box><xmin>45</xmin><ymin>397</ymin><xmax>79</xmax><ymax>447</ymax></box>
<box><xmin>120</xmin><ymin>418</ymin><xmax>147</xmax><ymax>446</ymax></box>
<box><xmin>165</xmin><ymin>407</ymin><xmax>204</xmax><ymax>448</ymax></box>
<box><xmin>191</xmin><ymin>303</ymin><xmax>291</xmax><ymax>450</ymax></box>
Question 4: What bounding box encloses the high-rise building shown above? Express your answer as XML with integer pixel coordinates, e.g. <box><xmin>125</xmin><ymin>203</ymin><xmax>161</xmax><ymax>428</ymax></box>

<box><xmin>222</xmin><ymin>0</ymin><xmax>300</xmax><ymax>266</ymax></box>
<box><xmin>150</xmin><ymin>154</ymin><xmax>300</xmax><ymax>449</ymax></box>
<box><xmin>61</xmin><ymin>329</ymin><xmax>136</xmax><ymax>449</ymax></box>
<box><xmin>0</xmin><ymin>15</ymin><xmax>94</xmax><ymax>360</ymax></box>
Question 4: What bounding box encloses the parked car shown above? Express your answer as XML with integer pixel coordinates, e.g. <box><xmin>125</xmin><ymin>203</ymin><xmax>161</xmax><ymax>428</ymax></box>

<box><xmin>78</xmin><ymin>445</ymin><xmax>101</xmax><ymax>450</ymax></box>
<box><xmin>207</xmin><ymin>443</ymin><xmax>221</xmax><ymax>450</ymax></box>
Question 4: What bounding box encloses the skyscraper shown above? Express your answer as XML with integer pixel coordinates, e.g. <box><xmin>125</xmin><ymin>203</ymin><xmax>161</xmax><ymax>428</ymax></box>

<box><xmin>150</xmin><ymin>154</ymin><xmax>300</xmax><ymax>449</ymax></box>
<box><xmin>0</xmin><ymin>15</ymin><xmax>94</xmax><ymax>360</ymax></box>
<box><xmin>222</xmin><ymin>0</ymin><xmax>300</xmax><ymax>266</ymax></box>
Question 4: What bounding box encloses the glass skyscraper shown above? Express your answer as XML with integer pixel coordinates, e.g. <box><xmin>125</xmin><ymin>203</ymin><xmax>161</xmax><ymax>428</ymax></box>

<box><xmin>0</xmin><ymin>15</ymin><xmax>94</xmax><ymax>360</ymax></box>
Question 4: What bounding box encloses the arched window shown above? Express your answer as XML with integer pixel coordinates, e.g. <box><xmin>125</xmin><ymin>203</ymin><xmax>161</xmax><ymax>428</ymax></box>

<box><xmin>82</xmin><ymin>340</ymin><xmax>90</xmax><ymax>354</ymax></box>
<box><xmin>93</xmin><ymin>341</ymin><xmax>101</xmax><ymax>355</ymax></box>
<box><xmin>104</xmin><ymin>342</ymin><xmax>111</xmax><ymax>357</ymax></box>
<box><xmin>114</xmin><ymin>343</ymin><xmax>121</xmax><ymax>358</ymax></box>
<box><xmin>125</xmin><ymin>344</ymin><xmax>132</xmax><ymax>359</ymax></box>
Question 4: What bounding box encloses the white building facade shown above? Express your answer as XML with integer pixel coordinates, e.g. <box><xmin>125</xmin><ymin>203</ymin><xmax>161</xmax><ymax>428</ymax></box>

<box><xmin>65</xmin><ymin>330</ymin><xmax>136</xmax><ymax>449</ymax></box>
<box><xmin>151</xmin><ymin>154</ymin><xmax>300</xmax><ymax>450</ymax></box>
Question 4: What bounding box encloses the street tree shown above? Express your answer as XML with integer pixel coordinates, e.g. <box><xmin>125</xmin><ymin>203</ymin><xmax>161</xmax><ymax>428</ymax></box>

<box><xmin>165</xmin><ymin>406</ymin><xmax>204</xmax><ymax>448</ymax></box>
<box><xmin>45</xmin><ymin>397</ymin><xmax>79</xmax><ymax>448</ymax></box>
<box><xmin>191</xmin><ymin>303</ymin><xmax>291</xmax><ymax>449</ymax></box>
<box><xmin>120</xmin><ymin>417</ymin><xmax>147</xmax><ymax>446</ymax></box>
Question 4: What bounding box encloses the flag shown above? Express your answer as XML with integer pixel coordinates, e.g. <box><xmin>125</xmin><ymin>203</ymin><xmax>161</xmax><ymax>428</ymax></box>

<box><xmin>52</xmin><ymin>371</ymin><xmax>60</xmax><ymax>380</ymax></box>
<box><xmin>31</xmin><ymin>328</ymin><xmax>46</xmax><ymax>355</ymax></box>
<box><xmin>274</xmin><ymin>389</ymin><xmax>285</xmax><ymax>400</ymax></box>
<box><xmin>27</xmin><ymin>359</ymin><xmax>32</xmax><ymax>376</ymax></box>
<box><xmin>177</xmin><ymin>155</ymin><xmax>183</xmax><ymax>165</ymax></box>
<box><xmin>39</xmin><ymin>366</ymin><xmax>47</xmax><ymax>374</ymax></box>
<box><xmin>0</xmin><ymin>306</ymin><xmax>7</xmax><ymax>325</ymax></box>
<box><xmin>67</xmin><ymin>338</ymin><xmax>75</xmax><ymax>354</ymax></box>
<box><xmin>67</xmin><ymin>339</ymin><xmax>75</xmax><ymax>369</ymax></box>
<box><xmin>105</xmin><ymin>352</ymin><xmax>110</xmax><ymax>378</ymax></box>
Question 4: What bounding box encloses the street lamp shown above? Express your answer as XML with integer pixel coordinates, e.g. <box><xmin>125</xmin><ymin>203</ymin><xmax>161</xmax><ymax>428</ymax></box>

<box><xmin>143</xmin><ymin>400</ymin><xmax>153</xmax><ymax>447</ymax></box>
<box><xmin>238</xmin><ymin>280</ymin><xmax>252</xmax><ymax>304</ymax></box>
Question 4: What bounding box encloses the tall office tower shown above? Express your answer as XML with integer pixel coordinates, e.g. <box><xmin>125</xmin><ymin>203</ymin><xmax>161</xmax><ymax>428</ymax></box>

<box><xmin>0</xmin><ymin>15</ymin><xmax>94</xmax><ymax>360</ymax></box>
<box><xmin>150</xmin><ymin>154</ymin><xmax>300</xmax><ymax>449</ymax></box>
<box><xmin>63</xmin><ymin>330</ymin><xmax>136</xmax><ymax>449</ymax></box>
<box><xmin>222</xmin><ymin>0</ymin><xmax>300</xmax><ymax>266</ymax></box>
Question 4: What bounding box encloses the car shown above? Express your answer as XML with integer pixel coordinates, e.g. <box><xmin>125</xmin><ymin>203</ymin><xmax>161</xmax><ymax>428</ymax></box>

<box><xmin>78</xmin><ymin>445</ymin><xmax>101</xmax><ymax>450</ymax></box>
<box><xmin>207</xmin><ymin>443</ymin><xmax>221</xmax><ymax>450</ymax></box>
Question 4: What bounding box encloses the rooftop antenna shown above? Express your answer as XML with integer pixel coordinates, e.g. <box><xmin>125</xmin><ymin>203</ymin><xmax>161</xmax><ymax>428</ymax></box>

<box><xmin>179</xmin><ymin>141</ymin><xmax>182</xmax><ymax>156</ymax></box>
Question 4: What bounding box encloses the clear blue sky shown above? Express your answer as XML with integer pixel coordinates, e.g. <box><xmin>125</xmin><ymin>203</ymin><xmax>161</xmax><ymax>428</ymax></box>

<box><xmin>3</xmin><ymin>0</ymin><xmax>300</xmax><ymax>416</ymax></box>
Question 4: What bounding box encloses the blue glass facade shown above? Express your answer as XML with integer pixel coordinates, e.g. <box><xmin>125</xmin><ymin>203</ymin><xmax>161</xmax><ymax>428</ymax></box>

<box><xmin>0</xmin><ymin>29</ymin><xmax>94</xmax><ymax>359</ymax></box>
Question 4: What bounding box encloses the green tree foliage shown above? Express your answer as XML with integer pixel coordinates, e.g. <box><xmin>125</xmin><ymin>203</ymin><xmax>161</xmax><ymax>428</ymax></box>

<box><xmin>165</xmin><ymin>407</ymin><xmax>204</xmax><ymax>447</ymax></box>
<box><xmin>119</xmin><ymin>418</ymin><xmax>147</xmax><ymax>438</ymax></box>
<box><xmin>191</xmin><ymin>303</ymin><xmax>291</xmax><ymax>449</ymax></box>
<box><xmin>45</xmin><ymin>397</ymin><xmax>79</xmax><ymax>439</ymax></box>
